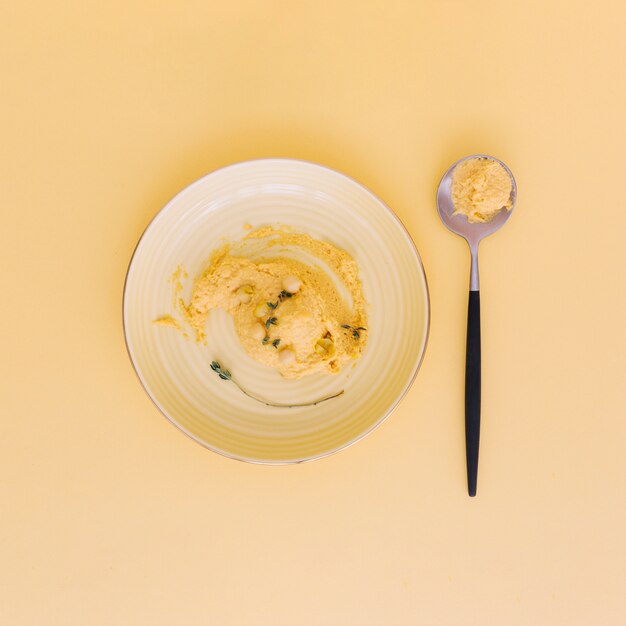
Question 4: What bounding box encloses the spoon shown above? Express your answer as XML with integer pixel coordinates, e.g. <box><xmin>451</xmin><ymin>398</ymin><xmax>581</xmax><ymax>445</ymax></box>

<box><xmin>436</xmin><ymin>154</ymin><xmax>517</xmax><ymax>497</ymax></box>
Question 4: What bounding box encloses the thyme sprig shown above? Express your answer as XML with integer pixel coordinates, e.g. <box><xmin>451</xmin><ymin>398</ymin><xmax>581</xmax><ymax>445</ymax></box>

<box><xmin>210</xmin><ymin>360</ymin><xmax>343</xmax><ymax>407</ymax></box>
<box><xmin>279</xmin><ymin>290</ymin><xmax>293</xmax><ymax>301</ymax></box>
<box><xmin>341</xmin><ymin>324</ymin><xmax>367</xmax><ymax>340</ymax></box>
<box><xmin>260</xmin><ymin>289</ymin><xmax>295</xmax><ymax>345</ymax></box>
<box><xmin>210</xmin><ymin>361</ymin><xmax>232</xmax><ymax>380</ymax></box>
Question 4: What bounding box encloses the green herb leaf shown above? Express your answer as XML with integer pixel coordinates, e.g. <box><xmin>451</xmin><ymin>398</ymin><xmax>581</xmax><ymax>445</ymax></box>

<box><xmin>265</xmin><ymin>316</ymin><xmax>278</xmax><ymax>329</ymax></box>
<box><xmin>267</xmin><ymin>301</ymin><xmax>278</xmax><ymax>309</ymax></box>
<box><xmin>341</xmin><ymin>324</ymin><xmax>366</xmax><ymax>340</ymax></box>
<box><xmin>210</xmin><ymin>361</ymin><xmax>232</xmax><ymax>380</ymax></box>
<box><xmin>262</xmin><ymin>336</ymin><xmax>270</xmax><ymax>345</ymax></box>
<box><xmin>272</xmin><ymin>338</ymin><xmax>280</xmax><ymax>348</ymax></box>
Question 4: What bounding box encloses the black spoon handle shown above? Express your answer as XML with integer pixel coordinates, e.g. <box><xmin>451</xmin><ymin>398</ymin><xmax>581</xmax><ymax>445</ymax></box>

<box><xmin>465</xmin><ymin>290</ymin><xmax>481</xmax><ymax>497</ymax></box>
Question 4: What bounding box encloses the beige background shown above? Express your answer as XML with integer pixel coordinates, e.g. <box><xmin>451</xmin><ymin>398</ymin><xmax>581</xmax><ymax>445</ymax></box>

<box><xmin>2</xmin><ymin>1</ymin><xmax>625</xmax><ymax>624</ymax></box>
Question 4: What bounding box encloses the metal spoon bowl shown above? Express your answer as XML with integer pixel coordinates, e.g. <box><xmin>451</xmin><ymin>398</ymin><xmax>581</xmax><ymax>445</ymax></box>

<box><xmin>436</xmin><ymin>154</ymin><xmax>517</xmax><ymax>496</ymax></box>
<box><xmin>437</xmin><ymin>154</ymin><xmax>517</xmax><ymax>289</ymax></box>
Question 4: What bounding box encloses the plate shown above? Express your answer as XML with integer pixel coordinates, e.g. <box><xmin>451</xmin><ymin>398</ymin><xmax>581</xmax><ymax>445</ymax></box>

<box><xmin>123</xmin><ymin>159</ymin><xmax>429</xmax><ymax>463</ymax></box>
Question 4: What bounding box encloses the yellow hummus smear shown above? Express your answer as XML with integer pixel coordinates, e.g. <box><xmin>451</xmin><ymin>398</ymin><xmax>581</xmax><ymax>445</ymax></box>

<box><xmin>451</xmin><ymin>157</ymin><xmax>513</xmax><ymax>223</ymax></box>
<box><xmin>182</xmin><ymin>227</ymin><xmax>368</xmax><ymax>380</ymax></box>
<box><xmin>153</xmin><ymin>314</ymin><xmax>181</xmax><ymax>329</ymax></box>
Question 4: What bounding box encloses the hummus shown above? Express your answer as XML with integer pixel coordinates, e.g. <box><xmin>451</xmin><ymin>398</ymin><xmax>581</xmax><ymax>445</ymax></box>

<box><xmin>180</xmin><ymin>227</ymin><xmax>368</xmax><ymax>380</ymax></box>
<box><xmin>451</xmin><ymin>157</ymin><xmax>513</xmax><ymax>223</ymax></box>
<box><xmin>154</xmin><ymin>314</ymin><xmax>181</xmax><ymax>330</ymax></box>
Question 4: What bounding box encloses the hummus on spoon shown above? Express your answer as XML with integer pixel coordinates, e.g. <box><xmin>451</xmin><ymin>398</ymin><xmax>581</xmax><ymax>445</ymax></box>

<box><xmin>451</xmin><ymin>157</ymin><xmax>513</xmax><ymax>223</ymax></box>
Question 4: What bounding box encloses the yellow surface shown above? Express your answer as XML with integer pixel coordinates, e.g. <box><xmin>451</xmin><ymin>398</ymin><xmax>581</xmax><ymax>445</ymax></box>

<box><xmin>1</xmin><ymin>1</ymin><xmax>625</xmax><ymax>624</ymax></box>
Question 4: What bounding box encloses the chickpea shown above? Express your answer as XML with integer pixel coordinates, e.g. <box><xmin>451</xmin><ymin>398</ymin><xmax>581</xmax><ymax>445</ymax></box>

<box><xmin>236</xmin><ymin>285</ymin><xmax>254</xmax><ymax>303</ymax></box>
<box><xmin>250</xmin><ymin>323</ymin><xmax>266</xmax><ymax>341</ymax></box>
<box><xmin>281</xmin><ymin>275</ymin><xmax>301</xmax><ymax>294</ymax></box>
<box><xmin>254</xmin><ymin>302</ymin><xmax>269</xmax><ymax>318</ymax></box>
<box><xmin>278</xmin><ymin>349</ymin><xmax>296</xmax><ymax>366</ymax></box>
<box><xmin>315</xmin><ymin>337</ymin><xmax>334</xmax><ymax>354</ymax></box>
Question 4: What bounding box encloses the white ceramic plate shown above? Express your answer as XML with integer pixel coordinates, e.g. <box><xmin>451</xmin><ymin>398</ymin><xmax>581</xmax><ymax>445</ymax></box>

<box><xmin>123</xmin><ymin>159</ymin><xmax>429</xmax><ymax>463</ymax></box>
